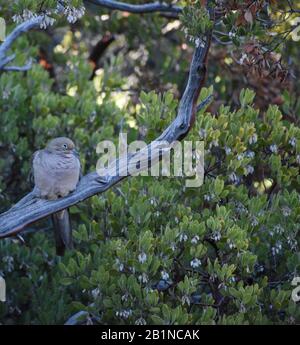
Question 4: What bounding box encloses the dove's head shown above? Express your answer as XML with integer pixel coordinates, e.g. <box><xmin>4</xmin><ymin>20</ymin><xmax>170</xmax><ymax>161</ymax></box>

<box><xmin>46</xmin><ymin>137</ymin><xmax>76</xmax><ymax>154</ymax></box>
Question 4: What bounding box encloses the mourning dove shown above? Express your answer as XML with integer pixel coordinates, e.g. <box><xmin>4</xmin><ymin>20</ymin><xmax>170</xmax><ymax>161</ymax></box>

<box><xmin>32</xmin><ymin>137</ymin><xmax>81</xmax><ymax>256</ymax></box>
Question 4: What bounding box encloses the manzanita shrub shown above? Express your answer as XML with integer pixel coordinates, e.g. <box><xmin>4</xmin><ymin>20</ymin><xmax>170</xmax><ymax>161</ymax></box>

<box><xmin>1</xmin><ymin>77</ymin><xmax>299</xmax><ymax>324</ymax></box>
<box><xmin>0</xmin><ymin>0</ymin><xmax>300</xmax><ymax>325</ymax></box>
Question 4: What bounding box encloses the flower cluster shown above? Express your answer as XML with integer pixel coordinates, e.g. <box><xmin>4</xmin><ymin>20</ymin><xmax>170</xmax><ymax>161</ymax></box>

<box><xmin>138</xmin><ymin>252</ymin><xmax>147</xmax><ymax>264</ymax></box>
<box><xmin>190</xmin><ymin>258</ymin><xmax>201</xmax><ymax>268</ymax></box>
<box><xmin>116</xmin><ymin>309</ymin><xmax>133</xmax><ymax>319</ymax></box>
<box><xmin>12</xmin><ymin>9</ymin><xmax>55</xmax><ymax>29</ymax></box>
<box><xmin>12</xmin><ymin>3</ymin><xmax>85</xmax><ymax>28</ymax></box>
<box><xmin>12</xmin><ymin>9</ymin><xmax>37</xmax><ymax>24</ymax></box>
<box><xmin>63</xmin><ymin>5</ymin><xmax>85</xmax><ymax>24</ymax></box>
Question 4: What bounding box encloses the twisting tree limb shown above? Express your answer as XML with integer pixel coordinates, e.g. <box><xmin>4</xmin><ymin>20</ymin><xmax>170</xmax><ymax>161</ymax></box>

<box><xmin>0</xmin><ymin>3</ymin><xmax>214</xmax><ymax>238</ymax></box>
<box><xmin>86</xmin><ymin>0</ymin><xmax>182</xmax><ymax>15</ymax></box>
<box><xmin>0</xmin><ymin>48</ymin><xmax>212</xmax><ymax>237</ymax></box>
<box><xmin>0</xmin><ymin>16</ymin><xmax>43</xmax><ymax>72</ymax></box>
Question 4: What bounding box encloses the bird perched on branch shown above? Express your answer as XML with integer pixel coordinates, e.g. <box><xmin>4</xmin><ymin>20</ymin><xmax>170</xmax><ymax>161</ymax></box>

<box><xmin>32</xmin><ymin>137</ymin><xmax>81</xmax><ymax>256</ymax></box>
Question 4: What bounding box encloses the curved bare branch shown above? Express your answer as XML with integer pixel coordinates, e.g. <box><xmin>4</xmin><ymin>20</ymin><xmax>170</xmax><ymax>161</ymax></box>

<box><xmin>0</xmin><ymin>1</ymin><xmax>214</xmax><ymax>239</ymax></box>
<box><xmin>86</xmin><ymin>0</ymin><xmax>182</xmax><ymax>15</ymax></box>
<box><xmin>0</xmin><ymin>16</ymin><xmax>43</xmax><ymax>71</ymax></box>
<box><xmin>0</xmin><ymin>44</ymin><xmax>212</xmax><ymax>238</ymax></box>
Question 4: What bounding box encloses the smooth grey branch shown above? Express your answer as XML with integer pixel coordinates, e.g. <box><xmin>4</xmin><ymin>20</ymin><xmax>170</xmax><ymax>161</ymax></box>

<box><xmin>0</xmin><ymin>16</ymin><xmax>43</xmax><ymax>71</ymax></box>
<box><xmin>86</xmin><ymin>0</ymin><xmax>182</xmax><ymax>15</ymax></box>
<box><xmin>0</xmin><ymin>48</ymin><xmax>212</xmax><ymax>237</ymax></box>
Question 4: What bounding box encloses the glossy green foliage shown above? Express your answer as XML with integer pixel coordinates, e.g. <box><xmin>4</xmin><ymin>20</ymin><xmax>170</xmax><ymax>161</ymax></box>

<box><xmin>0</xmin><ymin>1</ymin><xmax>299</xmax><ymax>325</ymax></box>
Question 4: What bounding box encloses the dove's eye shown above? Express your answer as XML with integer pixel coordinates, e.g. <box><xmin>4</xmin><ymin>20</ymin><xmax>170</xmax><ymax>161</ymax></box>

<box><xmin>63</xmin><ymin>144</ymin><xmax>68</xmax><ymax>150</ymax></box>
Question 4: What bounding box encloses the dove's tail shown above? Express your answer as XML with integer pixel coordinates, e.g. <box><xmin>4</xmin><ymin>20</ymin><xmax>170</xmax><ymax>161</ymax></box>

<box><xmin>52</xmin><ymin>209</ymin><xmax>73</xmax><ymax>256</ymax></box>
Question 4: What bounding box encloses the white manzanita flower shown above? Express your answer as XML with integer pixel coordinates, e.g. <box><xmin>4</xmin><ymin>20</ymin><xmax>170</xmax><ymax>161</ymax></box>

<box><xmin>274</xmin><ymin>225</ymin><xmax>284</xmax><ymax>234</ymax></box>
<box><xmin>138</xmin><ymin>252</ymin><xmax>147</xmax><ymax>264</ymax></box>
<box><xmin>209</xmin><ymin>139</ymin><xmax>219</xmax><ymax>148</ymax></box>
<box><xmin>3</xmin><ymin>256</ymin><xmax>14</xmax><ymax>272</ymax></box>
<box><xmin>240</xmin><ymin>303</ymin><xmax>246</xmax><ymax>313</ymax></box>
<box><xmin>229</xmin><ymin>172</ymin><xmax>238</xmax><ymax>183</ymax></box>
<box><xmin>204</xmin><ymin>194</ymin><xmax>211</xmax><ymax>201</ymax></box>
<box><xmin>129</xmin><ymin>266</ymin><xmax>136</xmax><ymax>274</ymax></box>
<box><xmin>282</xmin><ymin>206</ymin><xmax>291</xmax><ymax>217</ymax></box>
<box><xmin>2</xmin><ymin>89</ymin><xmax>11</xmax><ymax>100</ymax></box>
<box><xmin>12</xmin><ymin>9</ymin><xmax>36</xmax><ymax>24</ymax></box>
<box><xmin>161</xmin><ymin>271</ymin><xmax>169</xmax><ymax>280</ymax></box>
<box><xmin>115</xmin><ymin>258</ymin><xmax>124</xmax><ymax>272</ymax></box>
<box><xmin>121</xmin><ymin>293</ymin><xmax>129</xmax><ymax>302</ymax></box>
<box><xmin>272</xmin><ymin>241</ymin><xmax>283</xmax><ymax>255</ymax></box>
<box><xmin>135</xmin><ymin>317</ymin><xmax>146</xmax><ymax>325</ymax></box>
<box><xmin>203</xmin><ymin>193</ymin><xmax>216</xmax><ymax>201</ymax></box>
<box><xmin>251</xmin><ymin>217</ymin><xmax>258</xmax><ymax>227</ymax></box>
<box><xmin>190</xmin><ymin>258</ymin><xmax>201</xmax><ymax>268</ymax></box>
<box><xmin>256</xmin><ymin>265</ymin><xmax>264</xmax><ymax>272</ymax></box>
<box><xmin>138</xmin><ymin>273</ymin><xmax>148</xmax><ymax>284</ymax></box>
<box><xmin>12</xmin><ymin>14</ymin><xmax>22</xmax><ymax>23</ymax></box>
<box><xmin>246</xmin><ymin>165</ymin><xmax>254</xmax><ymax>175</ymax></box>
<box><xmin>211</xmin><ymin>231</ymin><xmax>221</xmax><ymax>241</ymax></box>
<box><xmin>287</xmin><ymin>236</ymin><xmax>297</xmax><ymax>251</ymax></box>
<box><xmin>276</xmin><ymin>241</ymin><xmax>282</xmax><ymax>251</ymax></box>
<box><xmin>64</xmin><ymin>5</ymin><xmax>85</xmax><ymax>24</ymax></box>
<box><xmin>182</xmin><ymin>27</ymin><xmax>188</xmax><ymax>35</ymax></box>
<box><xmin>40</xmin><ymin>15</ymin><xmax>55</xmax><ymax>29</ymax></box>
<box><xmin>227</xmin><ymin>239</ymin><xmax>235</xmax><ymax>249</ymax></box>
<box><xmin>239</xmin><ymin>53</ymin><xmax>247</xmax><ymax>65</ymax></box>
<box><xmin>195</xmin><ymin>37</ymin><xmax>205</xmax><ymax>48</ymax></box>
<box><xmin>235</xmin><ymin>202</ymin><xmax>248</xmax><ymax>214</ymax></box>
<box><xmin>91</xmin><ymin>288</ymin><xmax>100</xmax><ymax>299</ymax></box>
<box><xmin>225</xmin><ymin>146</ymin><xmax>232</xmax><ymax>155</ymax></box>
<box><xmin>116</xmin><ymin>309</ymin><xmax>132</xmax><ymax>319</ymax></box>
<box><xmin>229</xmin><ymin>276</ymin><xmax>236</xmax><ymax>283</ymax></box>
<box><xmin>170</xmin><ymin>243</ymin><xmax>177</xmax><ymax>252</ymax></box>
<box><xmin>269</xmin><ymin>144</ymin><xmax>278</xmax><ymax>153</ymax></box>
<box><xmin>191</xmin><ymin>235</ymin><xmax>200</xmax><ymax>244</ymax></box>
<box><xmin>179</xmin><ymin>233</ymin><xmax>188</xmax><ymax>242</ymax></box>
<box><xmin>248</xmin><ymin>134</ymin><xmax>257</xmax><ymax>144</ymax></box>
<box><xmin>245</xmin><ymin>150</ymin><xmax>255</xmax><ymax>158</ymax></box>
<box><xmin>12</xmin><ymin>9</ymin><xmax>55</xmax><ymax>29</ymax></box>
<box><xmin>199</xmin><ymin>128</ymin><xmax>207</xmax><ymax>139</ymax></box>
<box><xmin>237</xmin><ymin>153</ymin><xmax>244</xmax><ymax>161</ymax></box>
<box><xmin>181</xmin><ymin>295</ymin><xmax>191</xmax><ymax>306</ymax></box>
<box><xmin>296</xmin><ymin>155</ymin><xmax>300</xmax><ymax>165</ymax></box>
<box><xmin>289</xmin><ymin>137</ymin><xmax>297</xmax><ymax>147</ymax></box>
